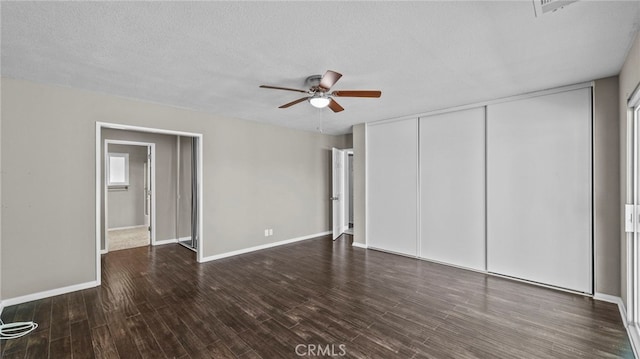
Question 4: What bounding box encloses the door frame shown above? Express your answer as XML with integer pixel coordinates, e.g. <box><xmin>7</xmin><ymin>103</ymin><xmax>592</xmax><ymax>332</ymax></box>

<box><xmin>331</xmin><ymin>148</ymin><xmax>344</xmax><ymax>240</ymax></box>
<box><xmin>95</xmin><ymin>122</ymin><xmax>204</xmax><ymax>286</ymax></box>
<box><xmin>625</xmin><ymin>84</ymin><xmax>640</xmax><ymax>356</ymax></box>
<box><xmin>332</xmin><ymin>147</ymin><xmax>354</xmax><ymax>240</ymax></box>
<box><xmin>103</xmin><ymin>139</ymin><xmax>156</xmax><ymax>252</ymax></box>
<box><xmin>145</xmin><ymin>146</ymin><xmax>151</xmax><ymax>228</ymax></box>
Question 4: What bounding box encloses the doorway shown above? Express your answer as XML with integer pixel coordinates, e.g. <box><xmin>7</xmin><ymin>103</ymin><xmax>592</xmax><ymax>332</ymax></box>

<box><xmin>332</xmin><ymin>148</ymin><xmax>354</xmax><ymax>240</ymax></box>
<box><xmin>104</xmin><ymin>140</ymin><xmax>155</xmax><ymax>252</ymax></box>
<box><xmin>95</xmin><ymin>122</ymin><xmax>204</xmax><ymax>286</ymax></box>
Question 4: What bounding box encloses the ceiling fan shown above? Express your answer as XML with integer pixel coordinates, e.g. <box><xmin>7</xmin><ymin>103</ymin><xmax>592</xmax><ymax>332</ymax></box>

<box><xmin>259</xmin><ymin>70</ymin><xmax>381</xmax><ymax>113</ymax></box>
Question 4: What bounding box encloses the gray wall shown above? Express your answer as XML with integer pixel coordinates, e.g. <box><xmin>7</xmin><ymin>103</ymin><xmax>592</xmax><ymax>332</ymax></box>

<box><xmin>1</xmin><ymin>78</ymin><xmax>350</xmax><ymax>299</ymax></box>
<box><xmin>107</xmin><ymin>144</ymin><xmax>148</xmax><ymax>229</ymax></box>
<box><xmin>344</xmin><ymin>136</ymin><xmax>353</xmax><ymax>150</ymax></box>
<box><xmin>594</xmin><ymin>77</ymin><xmax>620</xmax><ymax>296</ymax></box>
<box><xmin>620</xmin><ymin>33</ymin><xmax>640</xmax><ymax>308</ymax></box>
<box><xmin>353</xmin><ymin>124</ymin><xmax>366</xmax><ymax>246</ymax></box>
<box><xmin>101</xmin><ymin>129</ymin><xmax>179</xmax><ymax>249</ymax></box>
<box><xmin>2</xmin><ymin>80</ymin><xmax>96</xmax><ymax>297</ymax></box>
<box><xmin>209</xmin><ymin>117</ymin><xmax>350</xmax><ymax>255</ymax></box>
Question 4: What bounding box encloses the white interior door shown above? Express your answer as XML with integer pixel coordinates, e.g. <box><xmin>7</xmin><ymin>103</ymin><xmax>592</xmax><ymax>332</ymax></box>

<box><xmin>419</xmin><ymin>108</ymin><xmax>486</xmax><ymax>270</ymax></box>
<box><xmin>487</xmin><ymin>88</ymin><xmax>592</xmax><ymax>293</ymax></box>
<box><xmin>332</xmin><ymin>148</ymin><xmax>345</xmax><ymax>240</ymax></box>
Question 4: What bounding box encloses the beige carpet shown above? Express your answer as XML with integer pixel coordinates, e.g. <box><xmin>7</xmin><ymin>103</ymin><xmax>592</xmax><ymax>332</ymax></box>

<box><xmin>108</xmin><ymin>226</ymin><xmax>150</xmax><ymax>251</ymax></box>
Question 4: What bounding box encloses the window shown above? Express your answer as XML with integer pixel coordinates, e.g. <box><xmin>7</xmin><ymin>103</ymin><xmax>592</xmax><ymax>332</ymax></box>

<box><xmin>108</xmin><ymin>152</ymin><xmax>129</xmax><ymax>186</ymax></box>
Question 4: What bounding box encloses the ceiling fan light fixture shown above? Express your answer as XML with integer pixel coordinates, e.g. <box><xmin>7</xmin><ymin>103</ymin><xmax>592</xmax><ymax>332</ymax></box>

<box><xmin>260</xmin><ymin>70</ymin><xmax>381</xmax><ymax>112</ymax></box>
<box><xmin>309</xmin><ymin>96</ymin><xmax>331</xmax><ymax>109</ymax></box>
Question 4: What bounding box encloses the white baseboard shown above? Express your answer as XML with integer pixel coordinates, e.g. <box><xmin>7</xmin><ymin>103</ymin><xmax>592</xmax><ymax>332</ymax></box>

<box><xmin>594</xmin><ymin>292</ymin><xmax>623</xmax><ymax>304</ymax></box>
<box><xmin>2</xmin><ymin>281</ymin><xmax>99</xmax><ymax>308</ymax></box>
<box><xmin>199</xmin><ymin>231</ymin><xmax>331</xmax><ymax>263</ymax></box>
<box><xmin>100</xmin><ymin>249</ymin><xmax>108</xmax><ymax>254</ymax></box>
<box><xmin>108</xmin><ymin>225</ymin><xmax>147</xmax><ymax>231</ymax></box>
<box><xmin>629</xmin><ymin>324</ymin><xmax>640</xmax><ymax>359</ymax></box>
<box><xmin>594</xmin><ymin>293</ymin><xmax>638</xmax><ymax>358</ymax></box>
<box><xmin>352</xmin><ymin>241</ymin><xmax>368</xmax><ymax>249</ymax></box>
<box><xmin>153</xmin><ymin>238</ymin><xmax>179</xmax><ymax>246</ymax></box>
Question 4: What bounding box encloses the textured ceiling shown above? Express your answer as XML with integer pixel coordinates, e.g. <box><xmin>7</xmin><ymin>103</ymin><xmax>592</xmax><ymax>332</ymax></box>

<box><xmin>2</xmin><ymin>1</ymin><xmax>639</xmax><ymax>134</ymax></box>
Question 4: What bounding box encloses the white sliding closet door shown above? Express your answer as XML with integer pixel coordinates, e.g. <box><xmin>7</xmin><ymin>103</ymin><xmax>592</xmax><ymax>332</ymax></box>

<box><xmin>487</xmin><ymin>88</ymin><xmax>592</xmax><ymax>293</ymax></box>
<box><xmin>367</xmin><ymin>119</ymin><xmax>418</xmax><ymax>256</ymax></box>
<box><xmin>419</xmin><ymin>108</ymin><xmax>486</xmax><ymax>270</ymax></box>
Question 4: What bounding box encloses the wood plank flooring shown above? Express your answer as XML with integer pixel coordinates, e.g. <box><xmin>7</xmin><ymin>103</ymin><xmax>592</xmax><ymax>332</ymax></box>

<box><xmin>0</xmin><ymin>235</ymin><xmax>634</xmax><ymax>358</ymax></box>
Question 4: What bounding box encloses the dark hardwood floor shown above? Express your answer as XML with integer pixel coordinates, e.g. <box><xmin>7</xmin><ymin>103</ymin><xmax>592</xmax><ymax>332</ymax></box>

<box><xmin>0</xmin><ymin>235</ymin><xmax>634</xmax><ymax>358</ymax></box>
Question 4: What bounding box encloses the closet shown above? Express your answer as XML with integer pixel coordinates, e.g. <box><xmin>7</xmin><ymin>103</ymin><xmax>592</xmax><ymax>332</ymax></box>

<box><xmin>366</xmin><ymin>86</ymin><xmax>593</xmax><ymax>293</ymax></box>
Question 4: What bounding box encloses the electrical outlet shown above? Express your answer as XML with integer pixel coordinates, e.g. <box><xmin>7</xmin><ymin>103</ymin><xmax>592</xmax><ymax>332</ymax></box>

<box><xmin>268</xmin><ymin>229</ymin><xmax>273</xmax><ymax>236</ymax></box>
<box><xmin>264</xmin><ymin>229</ymin><xmax>269</xmax><ymax>237</ymax></box>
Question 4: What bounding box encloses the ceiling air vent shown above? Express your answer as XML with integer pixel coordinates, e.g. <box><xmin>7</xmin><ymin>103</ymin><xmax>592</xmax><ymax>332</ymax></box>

<box><xmin>533</xmin><ymin>0</ymin><xmax>577</xmax><ymax>17</ymax></box>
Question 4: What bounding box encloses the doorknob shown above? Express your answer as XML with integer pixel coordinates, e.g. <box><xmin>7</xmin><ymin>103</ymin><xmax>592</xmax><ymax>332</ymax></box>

<box><xmin>330</xmin><ymin>197</ymin><xmax>339</xmax><ymax>201</ymax></box>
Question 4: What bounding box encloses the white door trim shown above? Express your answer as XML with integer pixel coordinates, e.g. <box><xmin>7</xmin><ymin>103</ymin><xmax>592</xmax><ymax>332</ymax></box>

<box><xmin>104</xmin><ymin>139</ymin><xmax>156</xmax><ymax>252</ymax></box>
<box><xmin>626</xmin><ymin>88</ymin><xmax>640</xmax><ymax>358</ymax></box>
<box><xmin>331</xmin><ymin>148</ymin><xmax>344</xmax><ymax>240</ymax></box>
<box><xmin>364</xmin><ymin>124</ymin><xmax>369</xmax><ymax>248</ymax></box>
<box><xmin>95</xmin><ymin>122</ymin><xmax>204</xmax><ymax>287</ymax></box>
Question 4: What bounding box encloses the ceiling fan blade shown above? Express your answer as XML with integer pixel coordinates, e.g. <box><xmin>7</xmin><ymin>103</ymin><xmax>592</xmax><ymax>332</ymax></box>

<box><xmin>328</xmin><ymin>99</ymin><xmax>345</xmax><ymax>113</ymax></box>
<box><xmin>332</xmin><ymin>90</ymin><xmax>382</xmax><ymax>98</ymax></box>
<box><xmin>260</xmin><ymin>85</ymin><xmax>308</xmax><ymax>93</ymax></box>
<box><xmin>279</xmin><ymin>97</ymin><xmax>310</xmax><ymax>108</ymax></box>
<box><xmin>319</xmin><ymin>70</ymin><xmax>342</xmax><ymax>90</ymax></box>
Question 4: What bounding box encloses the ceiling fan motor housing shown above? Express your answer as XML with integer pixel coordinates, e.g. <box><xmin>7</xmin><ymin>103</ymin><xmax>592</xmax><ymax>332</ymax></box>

<box><xmin>305</xmin><ymin>75</ymin><xmax>323</xmax><ymax>90</ymax></box>
<box><xmin>259</xmin><ymin>70</ymin><xmax>381</xmax><ymax>112</ymax></box>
